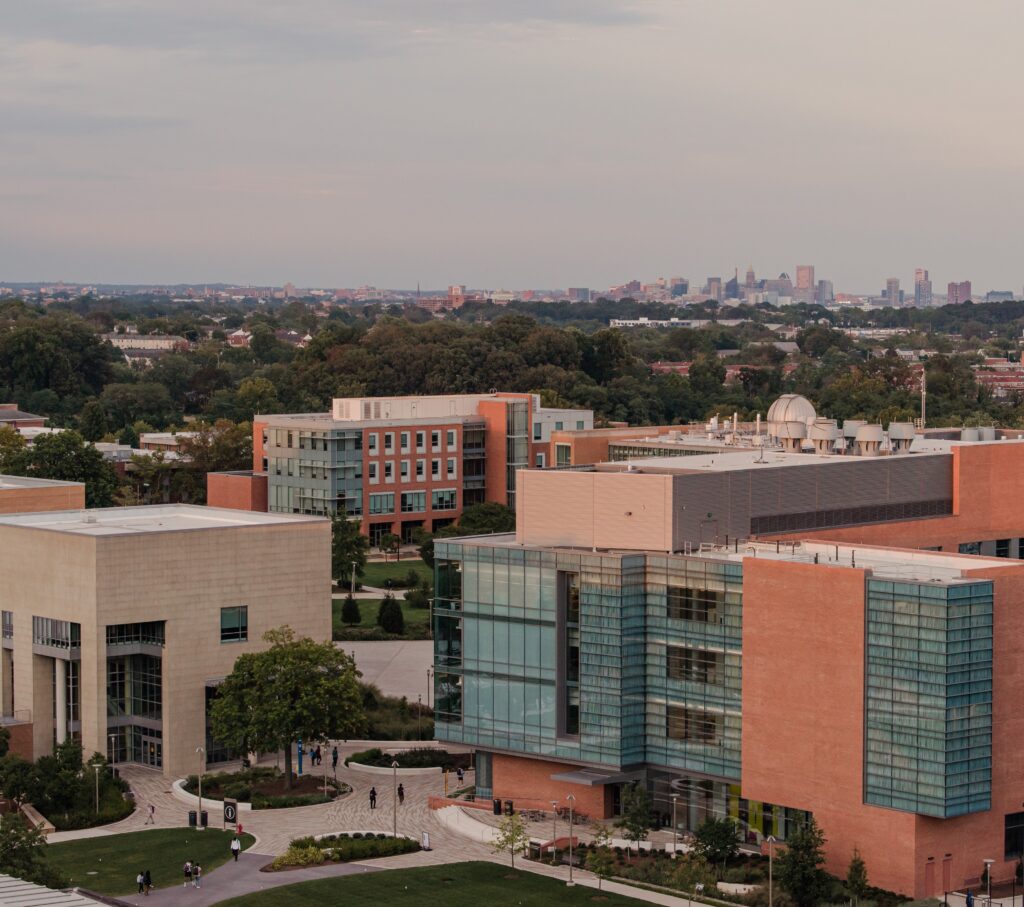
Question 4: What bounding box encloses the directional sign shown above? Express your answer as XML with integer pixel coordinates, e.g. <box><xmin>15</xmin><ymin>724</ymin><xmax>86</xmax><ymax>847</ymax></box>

<box><xmin>224</xmin><ymin>799</ymin><xmax>238</xmax><ymax>825</ymax></box>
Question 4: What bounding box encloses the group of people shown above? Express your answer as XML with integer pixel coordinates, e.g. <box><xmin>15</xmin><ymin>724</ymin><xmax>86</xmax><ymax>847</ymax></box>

<box><xmin>367</xmin><ymin>783</ymin><xmax>405</xmax><ymax>809</ymax></box>
<box><xmin>302</xmin><ymin>744</ymin><xmax>341</xmax><ymax>771</ymax></box>
<box><xmin>182</xmin><ymin>861</ymin><xmax>204</xmax><ymax>889</ymax></box>
<box><xmin>135</xmin><ymin>870</ymin><xmax>152</xmax><ymax>895</ymax></box>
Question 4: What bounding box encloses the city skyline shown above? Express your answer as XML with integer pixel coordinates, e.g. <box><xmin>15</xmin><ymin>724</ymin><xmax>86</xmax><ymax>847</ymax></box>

<box><xmin>3</xmin><ymin>1</ymin><xmax>1024</xmax><ymax>289</ymax></box>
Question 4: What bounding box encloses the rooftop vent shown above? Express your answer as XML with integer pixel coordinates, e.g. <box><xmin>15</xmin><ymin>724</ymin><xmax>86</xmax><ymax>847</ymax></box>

<box><xmin>808</xmin><ymin>419</ymin><xmax>840</xmax><ymax>455</ymax></box>
<box><xmin>855</xmin><ymin>424</ymin><xmax>884</xmax><ymax>457</ymax></box>
<box><xmin>887</xmin><ymin>422</ymin><xmax>915</xmax><ymax>453</ymax></box>
<box><xmin>775</xmin><ymin>419</ymin><xmax>807</xmax><ymax>453</ymax></box>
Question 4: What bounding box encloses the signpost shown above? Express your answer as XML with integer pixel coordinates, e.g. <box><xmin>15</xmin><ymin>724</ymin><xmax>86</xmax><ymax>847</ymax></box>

<box><xmin>223</xmin><ymin>798</ymin><xmax>238</xmax><ymax>831</ymax></box>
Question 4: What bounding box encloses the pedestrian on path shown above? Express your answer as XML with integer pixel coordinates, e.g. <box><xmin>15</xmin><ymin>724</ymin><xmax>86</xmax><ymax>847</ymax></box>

<box><xmin>456</xmin><ymin>767</ymin><xmax>464</xmax><ymax>784</ymax></box>
<box><xmin>143</xmin><ymin>869</ymin><xmax>152</xmax><ymax>895</ymax></box>
<box><xmin>369</xmin><ymin>786</ymin><xmax>377</xmax><ymax>809</ymax></box>
<box><xmin>397</xmin><ymin>783</ymin><xmax>405</xmax><ymax>805</ymax></box>
<box><xmin>145</xmin><ymin>803</ymin><xmax>155</xmax><ymax>825</ymax></box>
<box><xmin>182</xmin><ymin>861</ymin><xmax>192</xmax><ymax>888</ymax></box>
<box><xmin>193</xmin><ymin>864</ymin><xmax>202</xmax><ymax>889</ymax></box>
<box><xmin>231</xmin><ymin>836</ymin><xmax>241</xmax><ymax>861</ymax></box>
<box><xmin>137</xmin><ymin>872</ymin><xmax>144</xmax><ymax>894</ymax></box>
<box><xmin>314</xmin><ymin>745</ymin><xmax>322</xmax><ymax>766</ymax></box>
<box><xmin>967</xmin><ymin>890</ymin><xmax>974</xmax><ymax>907</ymax></box>
<box><xmin>331</xmin><ymin>746</ymin><xmax>338</xmax><ymax>772</ymax></box>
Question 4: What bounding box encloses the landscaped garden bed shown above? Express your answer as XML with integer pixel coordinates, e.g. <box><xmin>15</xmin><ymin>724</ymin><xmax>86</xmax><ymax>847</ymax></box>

<box><xmin>266</xmin><ymin>833</ymin><xmax>420</xmax><ymax>870</ymax></box>
<box><xmin>345</xmin><ymin>746</ymin><xmax>470</xmax><ymax>771</ymax></box>
<box><xmin>183</xmin><ymin>766</ymin><xmax>351</xmax><ymax>809</ymax></box>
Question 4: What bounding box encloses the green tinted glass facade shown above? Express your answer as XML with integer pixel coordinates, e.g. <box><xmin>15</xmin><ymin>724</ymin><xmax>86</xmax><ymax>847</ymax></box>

<box><xmin>864</xmin><ymin>578</ymin><xmax>993</xmax><ymax>818</ymax></box>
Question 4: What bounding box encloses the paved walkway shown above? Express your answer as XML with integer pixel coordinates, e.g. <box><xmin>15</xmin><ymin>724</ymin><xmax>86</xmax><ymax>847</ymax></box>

<box><xmin>341</xmin><ymin>640</ymin><xmax>433</xmax><ymax>701</ymax></box>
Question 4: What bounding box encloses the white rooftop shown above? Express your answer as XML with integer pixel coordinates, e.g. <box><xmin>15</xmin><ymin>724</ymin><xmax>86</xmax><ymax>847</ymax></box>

<box><xmin>594</xmin><ymin>448</ymin><xmax>951</xmax><ymax>474</ymax></box>
<box><xmin>0</xmin><ymin>505</ymin><xmax>324</xmax><ymax>536</ymax></box>
<box><xmin>0</xmin><ymin>474</ymin><xmax>82</xmax><ymax>490</ymax></box>
<box><xmin>0</xmin><ymin>871</ymin><xmax>98</xmax><ymax>906</ymax></box>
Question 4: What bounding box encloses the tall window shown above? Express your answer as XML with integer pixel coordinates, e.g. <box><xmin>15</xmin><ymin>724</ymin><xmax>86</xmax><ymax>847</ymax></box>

<box><xmin>667</xmin><ymin>646</ymin><xmax>721</xmax><ymax>684</ymax></box>
<box><xmin>384</xmin><ymin>432</ymin><xmax>394</xmax><ymax>453</ymax></box>
<box><xmin>446</xmin><ymin>457</ymin><xmax>457</xmax><ymax>479</ymax></box>
<box><xmin>1006</xmin><ymin>812</ymin><xmax>1024</xmax><ymax>859</ymax></box>
<box><xmin>667</xmin><ymin>586</ymin><xmax>721</xmax><ymax>623</ymax></box>
<box><xmin>556</xmin><ymin>444</ymin><xmax>571</xmax><ymax>467</ymax></box>
<box><xmin>401</xmin><ymin>492</ymin><xmax>426</xmax><ymax>513</ymax></box>
<box><xmin>400</xmin><ymin>431</ymin><xmax>410</xmax><ymax>453</ymax></box>
<box><xmin>369</xmin><ymin>493</ymin><xmax>394</xmax><ymax>515</ymax></box>
<box><xmin>416</xmin><ymin>431</ymin><xmax>425</xmax><ymax>452</ymax></box>
<box><xmin>220</xmin><ymin>607</ymin><xmax>248</xmax><ymax>643</ymax></box>
<box><xmin>368</xmin><ymin>433</ymin><xmax>378</xmax><ymax>452</ymax></box>
<box><xmin>446</xmin><ymin>429</ymin><xmax>457</xmax><ymax>450</ymax></box>
<box><xmin>432</xmin><ymin>489</ymin><xmax>457</xmax><ymax>510</ymax></box>
<box><xmin>431</xmin><ymin>431</ymin><xmax>441</xmax><ymax>451</ymax></box>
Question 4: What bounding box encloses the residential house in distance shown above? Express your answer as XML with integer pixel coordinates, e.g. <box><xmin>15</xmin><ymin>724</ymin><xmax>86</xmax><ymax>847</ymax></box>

<box><xmin>0</xmin><ymin>405</ymin><xmax>46</xmax><ymax>430</ymax></box>
<box><xmin>208</xmin><ymin>393</ymin><xmax>593</xmax><ymax>544</ymax></box>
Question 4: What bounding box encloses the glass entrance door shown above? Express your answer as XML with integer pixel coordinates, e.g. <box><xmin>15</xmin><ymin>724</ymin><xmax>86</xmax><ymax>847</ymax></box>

<box><xmin>141</xmin><ymin>734</ymin><xmax>162</xmax><ymax>768</ymax></box>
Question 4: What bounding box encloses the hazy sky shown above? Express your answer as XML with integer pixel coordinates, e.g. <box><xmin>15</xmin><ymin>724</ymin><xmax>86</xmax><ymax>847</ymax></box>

<box><xmin>3</xmin><ymin>0</ymin><xmax>1023</xmax><ymax>292</ymax></box>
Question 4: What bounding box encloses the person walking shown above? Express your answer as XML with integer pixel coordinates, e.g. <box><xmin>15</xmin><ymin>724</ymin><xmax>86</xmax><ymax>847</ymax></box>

<box><xmin>456</xmin><ymin>767</ymin><xmax>464</xmax><ymax>784</ymax></box>
<box><xmin>966</xmin><ymin>890</ymin><xmax>974</xmax><ymax>907</ymax></box>
<box><xmin>314</xmin><ymin>745</ymin><xmax>322</xmax><ymax>766</ymax></box>
<box><xmin>143</xmin><ymin>869</ymin><xmax>152</xmax><ymax>895</ymax></box>
<box><xmin>369</xmin><ymin>786</ymin><xmax>377</xmax><ymax>809</ymax></box>
<box><xmin>137</xmin><ymin>872</ymin><xmax>144</xmax><ymax>894</ymax></box>
<box><xmin>193</xmin><ymin>864</ymin><xmax>202</xmax><ymax>889</ymax></box>
<box><xmin>331</xmin><ymin>746</ymin><xmax>339</xmax><ymax>773</ymax></box>
<box><xmin>230</xmin><ymin>836</ymin><xmax>241</xmax><ymax>862</ymax></box>
<box><xmin>397</xmin><ymin>783</ymin><xmax>405</xmax><ymax>805</ymax></box>
<box><xmin>182</xmin><ymin>861</ymin><xmax>192</xmax><ymax>888</ymax></box>
<box><xmin>145</xmin><ymin>803</ymin><xmax>155</xmax><ymax>825</ymax></box>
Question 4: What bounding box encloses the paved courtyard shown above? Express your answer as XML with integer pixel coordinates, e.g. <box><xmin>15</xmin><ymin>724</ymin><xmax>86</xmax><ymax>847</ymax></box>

<box><xmin>342</xmin><ymin>640</ymin><xmax>433</xmax><ymax>701</ymax></box>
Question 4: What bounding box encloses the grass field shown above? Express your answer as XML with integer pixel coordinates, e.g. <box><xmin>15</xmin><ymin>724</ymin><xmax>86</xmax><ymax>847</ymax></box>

<box><xmin>331</xmin><ymin>597</ymin><xmax>430</xmax><ymax>639</ymax></box>
<box><xmin>360</xmin><ymin>560</ymin><xmax>432</xmax><ymax>589</ymax></box>
<box><xmin>214</xmin><ymin>861</ymin><xmax>646</xmax><ymax>906</ymax></box>
<box><xmin>48</xmin><ymin>828</ymin><xmax>254</xmax><ymax>895</ymax></box>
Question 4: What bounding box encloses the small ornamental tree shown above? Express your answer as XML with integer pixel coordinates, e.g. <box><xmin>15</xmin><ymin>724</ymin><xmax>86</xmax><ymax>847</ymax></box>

<box><xmin>615</xmin><ymin>782</ymin><xmax>653</xmax><ymax>859</ymax></box>
<box><xmin>380</xmin><ymin>532</ymin><xmax>401</xmax><ymax>562</ymax></box>
<box><xmin>0</xmin><ymin>812</ymin><xmax>68</xmax><ymax>888</ymax></box>
<box><xmin>586</xmin><ymin>825</ymin><xmax>616</xmax><ymax>890</ymax></box>
<box><xmin>341</xmin><ymin>594</ymin><xmax>361</xmax><ymax>626</ymax></box>
<box><xmin>492</xmin><ymin>812</ymin><xmax>530</xmax><ymax>869</ymax></box>
<box><xmin>777</xmin><ymin>815</ymin><xmax>830</xmax><ymax>907</ymax></box>
<box><xmin>694</xmin><ymin>816</ymin><xmax>740</xmax><ymax>877</ymax></box>
<box><xmin>209</xmin><ymin>627</ymin><xmax>366</xmax><ymax>790</ymax></box>
<box><xmin>331</xmin><ymin>514</ymin><xmax>369</xmax><ymax>588</ymax></box>
<box><xmin>377</xmin><ymin>593</ymin><xmax>405</xmax><ymax>635</ymax></box>
<box><xmin>847</xmin><ymin>847</ymin><xmax>868</xmax><ymax>906</ymax></box>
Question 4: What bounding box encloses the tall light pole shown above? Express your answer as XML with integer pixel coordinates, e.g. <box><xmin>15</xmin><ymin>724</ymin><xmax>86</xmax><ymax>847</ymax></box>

<box><xmin>566</xmin><ymin>793</ymin><xmax>576</xmax><ymax>887</ymax></box>
<box><xmin>984</xmin><ymin>859</ymin><xmax>995</xmax><ymax>903</ymax></box>
<box><xmin>392</xmin><ymin>760</ymin><xmax>399</xmax><ymax>838</ymax></box>
<box><xmin>92</xmin><ymin>763</ymin><xmax>101</xmax><ymax>814</ymax></box>
<box><xmin>768</xmin><ymin>835</ymin><xmax>777</xmax><ymax>907</ymax></box>
<box><xmin>196</xmin><ymin>746</ymin><xmax>205</xmax><ymax>830</ymax></box>
<box><xmin>108</xmin><ymin>733</ymin><xmax>117</xmax><ymax>768</ymax></box>
<box><xmin>351</xmin><ymin>561</ymin><xmax>357</xmax><ymax>597</ymax></box>
<box><xmin>671</xmin><ymin>794</ymin><xmax>679</xmax><ymax>855</ymax></box>
<box><xmin>551</xmin><ymin>801</ymin><xmax>558</xmax><ymax>860</ymax></box>
<box><xmin>426</xmin><ymin>668</ymin><xmax>433</xmax><ymax>709</ymax></box>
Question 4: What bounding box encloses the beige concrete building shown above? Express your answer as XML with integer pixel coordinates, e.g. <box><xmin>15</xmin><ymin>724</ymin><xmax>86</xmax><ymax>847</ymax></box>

<box><xmin>0</xmin><ymin>505</ymin><xmax>329</xmax><ymax>778</ymax></box>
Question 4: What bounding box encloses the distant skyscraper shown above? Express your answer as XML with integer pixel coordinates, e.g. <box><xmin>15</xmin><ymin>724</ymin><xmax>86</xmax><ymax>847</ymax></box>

<box><xmin>567</xmin><ymin>288</ymin><xmax>591</xmax><ymax>303</ymax></box>
<box><xmin>816</xmin><ymin>279</ymin><xmax>834</xmax><ymax>304</ymax></box>
<box><xmin>914</xmin><ymin>269</ymin><xmax>933</xmax><ymax>307</ymax></box>
<box><xmin>745</xmin><ymin>265</ymin><xmax>756</xmax><ymax>288</ymax></box>
<box><xmin>724</xmin><ymin>270</ymin><xmax>740</xmax><ymax>299</ymax></box>
<box><xmin>669</xmin><ymin>277</ymin><xmax>689</xmax><ymax>298</ymax></box>
<box><xmin>947</xmin><ymin>280</ymin><xmax>972</xmax><ymax>305</ymax></box>
<box><xmin>796</xmin><ymin>265</ymin><xmax>815</xmax><ymax>291</ymax></box>
<box><xmin>706</xmin><ymin>277</ymin><xmax>722</xmax><ymax>302</ymax></box>
<box><xmin>885</xmin><ymin>278</ymin><xmax>901</xmax><ymax>307</ymax></box>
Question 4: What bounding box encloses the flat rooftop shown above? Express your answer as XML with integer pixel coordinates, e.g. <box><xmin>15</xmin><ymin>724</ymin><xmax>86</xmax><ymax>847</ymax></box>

<box><xmin>591</xmin><ymin>449</ymin><xmax>952</xmax><ymax>474</ymax></box>
<box><xmin>0</xmin><ymin>505</ymin><xmax>325</xmax><ymax>536</ymax></box>
<box><xmin>446</xmin><ymin>535</ymin><xmax>1013</xmax><ymax>584</ymax></box>
<box><xmin>0</xmin><ymin>474</ymin><xmax>83</xmax><ymax>490</ymax></box>
<box><xmin>261</xmin><ymin>412</ymin><xmax>486</xmax><ymax>430</ymax></box>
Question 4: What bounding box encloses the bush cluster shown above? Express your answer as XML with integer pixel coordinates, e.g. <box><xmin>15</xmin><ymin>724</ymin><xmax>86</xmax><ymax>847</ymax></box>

<box><xmin>274</xmin><ymin>833</ymin><xmax>420</xmax><ymax>866</ymax></box>
<box><xmin>345</xmin><ymin>746</ymin><xmax>467</xmax><ymax>770</ymax></box>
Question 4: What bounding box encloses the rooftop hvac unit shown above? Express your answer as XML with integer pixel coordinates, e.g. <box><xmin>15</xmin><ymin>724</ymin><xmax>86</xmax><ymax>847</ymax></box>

<box><xmin>776</xmin><ymin>420</ymin><xmax>807</xmax><ymax>454</ymax></box>
<box><xmin>808</xmin><ymin>419</ymin><xmax>840</xmax><ymax>455</ymax></box>
<box><xmin>854</xmin><ymin>424</ymin><xmax>884</xmax><ymax>457</ymax></box>
<box><xmin>961</xmin><ymin>427</ymin><xmax>980</xmax><ymax>442</ymax></box>
<box><xmin>979</xmin><ymin>426</ymin><xmax>997</xmax><ymax>441</ymax></box>
<box><xmin>887</xmin><ymin>422</ymin><xmax>915</xmax><ymax>453</ymax></box>
<box><xmin>841</xmin><ymin>420</ymin><xmax>866</xmax><ymax>454</ymax></box>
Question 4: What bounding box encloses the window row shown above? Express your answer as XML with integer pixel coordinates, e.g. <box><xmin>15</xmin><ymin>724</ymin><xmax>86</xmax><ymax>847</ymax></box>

<box><xmin>368</xmin><ymin>429</ymin><xmax>458</xmax><ymax>455</ymax></box>
<box><xmin>368</xmin><ymin>459</ymin><xmax>458</xmax><ymax>484</ymax></box>
<box><xmin>369</xmin><ymin>489</ymin><xmax>458</xmax><ymax>515</ymax></box>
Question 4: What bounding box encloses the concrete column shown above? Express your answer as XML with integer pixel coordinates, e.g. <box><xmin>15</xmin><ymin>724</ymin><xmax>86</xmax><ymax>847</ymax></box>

<box><xmin>54</xmin><ymin>657</ymin><xmax>67</xmax><ymax>745</ymax></box>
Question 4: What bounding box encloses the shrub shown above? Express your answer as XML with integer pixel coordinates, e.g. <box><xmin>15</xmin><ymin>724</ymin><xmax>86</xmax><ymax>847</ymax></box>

<box><xmin>290</xmin><ymin>836</ymin><xmax>317</xmax><ymax>849</ymax></box>
<box><xmin>253</xmin><ymin>792</ymin><xmax>333</xmax><ymax>809</ymax></box>
<box><xmin>341</xmin><ymin>594</ymin><xmax>361</xmax><ymax>626</ymax></box>
<box><xmin>270</xmin><ymin>846</ymin><xmax>324</xmax><ymax>870</ymax></box>
<box><xmin>377</xmin><ymin>593</ymin><xmax>405</xmax><ymax>634</ymax></box>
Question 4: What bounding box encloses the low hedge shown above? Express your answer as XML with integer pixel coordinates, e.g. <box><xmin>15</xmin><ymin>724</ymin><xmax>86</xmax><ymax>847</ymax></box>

<box><xmin>278</xmin><ymin>833</ymin><xmax>420</xmax><ymax>865</ymax></box>
<box><xmin>345</xmin><ymin>746</ymin><xmax>467</xmax><ymax>770</ymax></box>
<box><xmin>253</xmin><ymin>792</ymin><xmax>336</xmax><ymax>809</ymax></box>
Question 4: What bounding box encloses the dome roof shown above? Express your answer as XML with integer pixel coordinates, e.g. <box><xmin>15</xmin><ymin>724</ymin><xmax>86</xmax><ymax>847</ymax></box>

<box><xmin>767</xmin><ymin>394</ymin><xmax>816</xmax><ymax>426</ymax></box>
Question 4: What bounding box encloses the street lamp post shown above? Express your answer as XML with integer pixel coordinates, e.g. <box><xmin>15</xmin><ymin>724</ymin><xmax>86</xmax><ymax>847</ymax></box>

<box><xmin>984</xmin><ymin>859</ymin><xmax>995</xmax><ymax>904</ymax></box>
<box><xmin>196</xmin><ymin>746</ymin><xmax>205</xmax><ymax>830</ymax></box>
<box><xmin>351</xmin><ymin>561</ymin><xmax>357</xmax><ymax>597</ymax></box>
<box><xmin>567</xmin><ymin>793</ymin><xmax>576</xmax><ymax>887</ymax></box>
<box><xmin>92</xmin><ymin>763</ymin><xmax>101</xmax><ymax>814</ymax></box>
<box><xmin>426</xmin><ymin>668</ymin><xmax>433</xmax><ymax>709</ymax></box>
<box><xmin>108</xmin><ymin>733</ymin><xmax>117</xmax><ymax>768</ymax></box>
<box><xmin>417</xmin><ymin>695</ymin><xmax>422</xmax><ymax>740</ymax></box>
<box><xmin>551</xmin><ymin>801</ymin><xmax>558</xmax><ymax>861</ymax></box>
<box><xmin>671</xmin><ymin>794</ymin><xmax>679</xmax><ymax>855</ymax></box>
<box><xmin>391</xmin><ymin>761</ymin><xmax>400</xmax><ymax>838</ymax></box>
<box><xmin>768</xmin><ymin>835</ymin><xmax>777</xmax><ymax>907</ymax></box>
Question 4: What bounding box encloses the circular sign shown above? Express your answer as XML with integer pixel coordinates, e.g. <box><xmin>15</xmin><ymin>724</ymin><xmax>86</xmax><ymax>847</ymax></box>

<box><xmin>224</xmin><ymin>803</ymin><xmax>237</xmax><ymax>823</ymax></box>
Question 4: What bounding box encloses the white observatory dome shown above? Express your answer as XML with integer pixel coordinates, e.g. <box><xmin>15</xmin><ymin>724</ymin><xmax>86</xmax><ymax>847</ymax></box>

<box><xmin>766</xmin><ymin>394</ymin><xmax>817</xmax><ymax>427</ymax></box>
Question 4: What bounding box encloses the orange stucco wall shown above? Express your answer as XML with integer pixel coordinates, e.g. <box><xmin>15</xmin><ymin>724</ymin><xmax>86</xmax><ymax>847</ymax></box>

<box><xmin>491</xmin><ymin>753</ymin><xmax>611</xmax><ymax>818</ymax></box>
<box><xmin>742</xmin><ymin>552</ymin><xmax>1024</xmax><ymax>898</ymax></box>
<box><xmin>0</xmin><ymin>484</ymin><xmax>85</xmax><ymax>514</ymax></box>
<box><xmin>477</xmin><ymin>400</ymin><xmax>510</xmax><ymax>507</ymax></box>
<box><xmin>206</xmin><ymin>473</ymin><xmax>268</xmax><ymax>511</ymax></box>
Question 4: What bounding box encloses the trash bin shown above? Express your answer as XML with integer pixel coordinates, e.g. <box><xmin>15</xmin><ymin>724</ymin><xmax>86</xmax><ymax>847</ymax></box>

<box><xmin>492</xmin><ymin>798</ymin><xmax>502</xmax><ymax>816</ymax></box>
<box><xmin>200</xmin><ymin>810</ymin><xmax>208</xmax><ymax>828</ymax></box>
<box><xmin>504</xmin><ymin>800</ymin><xmax>514</xmax><ymax>816</ymax></box>
<box><xmin>188</xmin><ymin>810</ymin><xmax>197</xmax><ymax>827</ymax></box>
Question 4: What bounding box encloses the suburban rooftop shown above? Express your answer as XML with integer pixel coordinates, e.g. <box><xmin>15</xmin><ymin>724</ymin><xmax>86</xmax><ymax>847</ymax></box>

<box><xmin>0</xmin><ymin>504</ymin><xmax>325</xmax><ymax>536</ymax></box>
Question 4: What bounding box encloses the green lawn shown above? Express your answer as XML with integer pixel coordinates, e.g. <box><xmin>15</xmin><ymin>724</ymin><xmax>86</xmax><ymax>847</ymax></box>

<box><xmin>48</xmin><ymin>828</ymin><xmax>254</xmax><ymax>895</ymax></box>
<box><xmin>332</xmin><ymin>597</ymin><xmax>431</xmax><ymax>639</ymax></box>
<box><xmin>360</xmin><ymin>560</ymin><xmax>432</xmax><ymax>589</ymax></box>
<box><xmin>214</xmin><ymin>861</ymin><xmax>646</xmax><ymax>906</ymax></box>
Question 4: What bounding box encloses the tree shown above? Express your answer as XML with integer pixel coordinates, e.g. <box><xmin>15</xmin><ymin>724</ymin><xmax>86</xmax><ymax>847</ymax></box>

<box><xmin>776</xmin><ymin>816</ymin><xmax>830</xmax><ymax>907</ymax></box>
<box><xmin>492</xmin><ymin>812</ymin><xmax>530</xmax><ymax>869</ymax></box>
<box><xmin>341</xmin><ymin>594</ymin><xmax>361</xmax><ymax>626</ymax></box>
<box><xmin>99</xmin><ymin>382</ymin><xmax>179</xmax><ymax>430</ymax></box>
<box><xmin>847</xmin><ymin>847</ymin><xmax>868</xmax><ymax>906</ymax></box>
<box><xmin>694</xmin><ymin>816</ymin><xmax>740</xmax><ymax>877</ymax></box>
<box><xmin>404</xmin><ymin>577</ymin><xmax>431</xmax><ymax>609</ymax></box>
<box><xmin>78</xmin><ymin>399</ymin><xmax>109</xmax><ymax>442</ymax></box>
<box><xmin>0</xmin><ymin>812</ymin><xmax>68</xmax><ymax>888</ymax></box>
<box><xmin>208</xmin><ymin>627</ymin><xmax>366</xmax><ymax>790</ymax></box>
<box><xmin>6</xmin><ymin>431</ymin><xmax>118</xmax><ymax>507</ymax></box>
<box><xmin>456</xmin><ymin>502</ymin><xmax>516</xmax><ymax>534</ymax></box>
<box><xmin>380</xmin><ymin>532</ymin><xmax>401</xmax><ymax>563</ymax></box>
<box><xmin>377</xmin><ymin>593</ymin><xmax>405</xmax><ymax>635</ymax></box>
<box><xmin>586</xmin><ymin>825</ymin><xmax>616</xmax><ymax>890</ymax></box>
<box><xmin>331</xmin><ymin>515</ymin><xmax>369</xmax><ymax>588</ymax></box>
<box><xmin>0</xmin><ymin>426</ymin><xmax>28</xmax><ymax>474</ymax></box>
<box><xmin>615</xmin><ymin>782</ymin><xmax>652</xmax><ymax>859</ymax></box>
<box><xmin>0</xmin><ymin>726</ymin><xmax>9</xmax><ymax>758</ymax></box>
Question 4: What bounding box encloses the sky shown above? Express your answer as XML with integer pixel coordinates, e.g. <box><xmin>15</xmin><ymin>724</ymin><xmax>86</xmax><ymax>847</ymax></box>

<box><xmin>2</xmin><ymin>0</ymin><xmax>1023</xmax><ymax>293</ymax></box>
